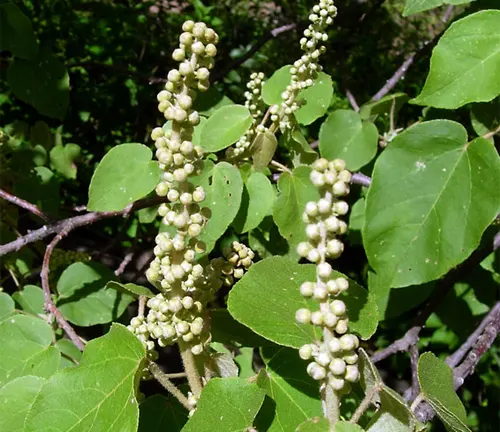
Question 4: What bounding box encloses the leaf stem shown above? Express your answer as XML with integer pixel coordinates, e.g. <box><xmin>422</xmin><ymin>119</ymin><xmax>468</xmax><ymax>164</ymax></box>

<box><xmin>149</xmin><ymin>362</ymin><xmax>191</xmax><ymax>410</ymax></box>
<box><xmin>179</xmin><ymin>341</ymin><xmax>203</xmax><ymax>398</ymax></box>
<box><xmin>323</xmin><ymin>386</ymin><xmax>340</xmax><ymax>429</ymax></box>
<box><xmin>350</xmin><ymin>384</ymin><xmax>380</xmax><ymax>424</ymax></box>
<box><xmin>482</xmin><ymin>124</ymin><xmax>500</xmax><ymax>140</ymax></box>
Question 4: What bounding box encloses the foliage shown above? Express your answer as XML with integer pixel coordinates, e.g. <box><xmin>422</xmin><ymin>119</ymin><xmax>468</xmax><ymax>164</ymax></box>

<box><xmin>1</xmin><ymin>0</ymin><xmax>499</xmax><ymax>431</ymax></box>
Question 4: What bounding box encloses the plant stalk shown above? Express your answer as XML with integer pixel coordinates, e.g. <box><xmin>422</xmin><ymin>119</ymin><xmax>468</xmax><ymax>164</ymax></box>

<box><xmin>179</xmin><ymin>341</ymin><xmax>203</xmax><ymax>398</ymax></box>
<box><xmin>149</xmin><ymin>362</ymin><xmax>191</xmax><ymax>410</ymax></box>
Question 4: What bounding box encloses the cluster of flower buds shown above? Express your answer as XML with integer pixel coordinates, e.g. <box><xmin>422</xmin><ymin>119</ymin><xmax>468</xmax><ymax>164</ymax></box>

<box><xmin>220</xmin><ymin>241</ymin><xmax>255</xmax><ymax>286</ymax></box>
<box><xmin>226</xmin><ymin>72</ymin><xmax>267</xmax><ymax>159</ymax></box>
<box><xmin>295</xmin><ymin>157</ymin><xmax>359</xmax><ymax>392</ymax></box>
<box><xmin>128</xmin><ymin>21</ymin><xmax>220</xmax><ymax>357</ymax></box>
<box><xmin>270</xmin><ymin>0</ymin><xmax>337</xmax><ymax>131</ymax></box>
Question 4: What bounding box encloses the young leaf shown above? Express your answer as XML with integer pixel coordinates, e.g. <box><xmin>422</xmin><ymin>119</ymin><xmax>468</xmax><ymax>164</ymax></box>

<box><xmin>182</xmin><ymin>377</ymin><xmax>265</xmax><ymax>432</ymax></box>
<box><xmin>359</xmin><ymin>93</ymin><xmax>409</xmax><ymax>122</ymax></box>
<box><xmin>49</xmin><ymin>143</ymin><xmax>81</xmax><ymax>180</ymax></box>
<box><xmin>198</xmin><ymin>162</ymin><xmax>243</xmax><ymax>253</ymax></box>
<box><xmin>412</xmin><ymin>10</ymin><xmax>500</xmax><ymax>109</ymax></box>
<box><xmin>0</xmin><ymin>314</ymin><xmax>60</xmax><ymax>386</ymax></box>
<box><xmin>12</xmin><ymin>284</ymin><xmax>44</xmax><ymax>315</ymax></box>
<box><xmin>363</xmin><ymin>121</ymin><xmax>500</xmax><ymax>289</ymax></box>
<box><xmin>295</xmin><ymin>72</ymin><xmax>333</xmax><ymax>125</ymax></box>
<box><xmin>255</xmin><ymin>346</ymin><xmax>322</xmax><ymax>432</ymax></box>
<box><xmin>296</xmin><ymin>417</ymin><xmax>330</xmax><ymax>431</ymax></box>
<box><xmin>138</xmin><ymin>395</ymin><xmax>187</xmax><ymax>432</ymax></box>
<box><xmin>262</xmin><ymin>65</ymin><xmax>292</xmax><ymax>106</ymax></box>
<box><xmin>0</xmin><ymin>376</ymin><xmax>46</xmax><ymax>431</ymax></box>
<box><xmin>0</xmin><ymin>3</ymin><xmax>38</xmax><ymax>60</ymax></box>
<box><xmin>7</xmin><ymin>46</ymin><xmax>69</xmax><ymax>120</ymax></box>
<box><xmin>0</xmin><ymin>292</ymin><xmax>15</xmax><ymax>321</ymax></box>
<box><xmin>87</xmin><ymin>143</ymin><xmax>161</xmax><ymax>211</ymax></box>
<box><xmin>56</xmin><ymin>262</ymin><xmax>133</xmax><ymax>326</ymax></box>
<box><xmin>23</xmin><ymin>324</ymin><xmax>146</xmax><ymax>432</ymax></box>
<box><xmin>106</xmin><ymin>281</ymin><xmax>155</xmax><ymax>299</ymax></box>
<box><xmin>403</xmin><ymin>0</ymin><xmax>476</xmax><ymax>17</ymax></box>
<box><xmin>199</xmin><ymin>104</ymin><xmax>252</xmax><ymax>152</ymax></box>
<box><xmin>252</xmin><ymin>130</ymin><xmax>279</xmax><ymax>170</ymax></box>
<box><xmin>233</xmin><ymin>171</ymin><xmax>275</xmax><ymax>233</ymax></box>
<box><xmin>319</xmin><ymin>110</ymin><xmax>378</xmax><ymax>171</ymax></box>
<box><xmin>418</xmin><ymin>352</ymin><xmax>471</xmax><ymax>432</ymax></box>
<box><xmin>273</xmin><ymin>166</ymin><xmax>320</xmax><ymax>255</ymax></box>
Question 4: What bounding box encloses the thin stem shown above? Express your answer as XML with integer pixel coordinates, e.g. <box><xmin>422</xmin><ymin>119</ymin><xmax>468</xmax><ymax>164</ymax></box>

<box><xmin>350</xmin><ymin>385</ymin><xmax>380</xmax><ymax>424</ymax></box>
<box><xmin>149</xmin><ymin>362</ymin><xmax>191</xmax><ymax>410</ymax></box>
<box><xmin>179</xmin><ymin>341</ymin><xmax>203</xmax><ymax>398</ymax></box>
<box><xmin>322</xmin><ymin>385</ymin><xmax>340</xmax><ymax>429</ymax></box>
<box><xmin>138</xmin><ymin>296</ymin><xmax>146</xmax><ymax>318</ymax></box>
<box><xmin>0</xmin><ymin>188</ymin><xmax>52</xmax><ymax>221</ymax></box>
<box><xmin>410</xmin><ymin>394</ymin><xmax>424</xmax><ymax>412</ymax></box>
<box><xmin>270</xmin><ymin>160</ymin><xmax>292</xmax><ymax>174</ymax></box>
<box><xmin>482</xmin><ymin>124</ymin><xmax>500</xmax><ymax>140</ymax></box>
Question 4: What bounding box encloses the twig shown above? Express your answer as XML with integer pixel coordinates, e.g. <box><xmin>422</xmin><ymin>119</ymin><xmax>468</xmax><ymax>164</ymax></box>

<box><xmin>179</xmin><ymin>341</ymin><xmax>203</xmax><ymax>398</ymax></box>
<box><xmin>213</xmin><ymin>23</ymin><xmax>296</xmax><ymax>82</ymax></box>
<box><xmin>404</xmin><ymin>344</ymin><xmax>420</xmax><ymax>402</ymax></box>
<box><xmin>149</xmin><ymin>362</ymin><xmax>191</xmax><ymax>410</ymax></box>
<box><xmin>270</xmin><ymin>160</ymin><xmax>292</xmax><ymax>174</ymax></box>
<box><xmin>0</xmin><ymin>195</ymin><xmax>167</xmax><ymax>257</ymax></box>
<box><xmin>371</xmin><ymin>7</ymin><xmax>455</xmax><ymax>101</ymax></box>
<box><xmin>0</xmin><ymin>188</ymin><xmax>52</xmax><ymax>221</ymax></box>
<box><xmin>350</xmin><ymin>384</ymin><xmax>381</xmax><ymax>424</ymax></box>
<box><xmin>446</xmin><ymin>302</ymin><xmax>500</xmax><ymax>368</ymax></box>
<box><xmin>350</xmin><ymin>173</ymin><xmax>372</xmax><ymax>188</ymax></box>
<box><xmin>114</xmin><ymin>250</ymin><xmax>134</xmax><ymax>276</ymax></box>
<box><xmin>371</xmin><ymin>230</ymin><xmax>499</xmax><ymax>364</ymax></box>
<box><xmin>138</xmin><ymin>295</ymin><xmax>146</xmax><ymax>318</ymax></box>
<box><xmin>41</xmin><ymin>226</ymin><xmax>85</xmax><ymax>351</ymax></box>
<box><xmin>345</xmin><ymin>89</ymin><xmax>360</xmax><ymax>112</ymax></box>
<box><xmin>482</xmin><ymin>124</ymin><xmax>500</xmax><ymax>140</ymax></box>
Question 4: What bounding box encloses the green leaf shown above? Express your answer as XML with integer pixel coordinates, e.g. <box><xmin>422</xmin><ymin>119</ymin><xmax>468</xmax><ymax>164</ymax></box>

<box><xmin>138</xmin><ymin>395</ymin><xmax>187</xmax><ymax>432</ymax></box>
<box><xmin>262</xmin><ymin>65</ymin><xmax>292</xmax><ymax>106</ymax></box>
<box><xmin>55</xmin><ymin>339</ymin><xmax>82</xmax><ymax>369</ymax></box>
<box><xmin>182</xmin><ymin>377</ymin><xmax>265</xmax><ymax>432</ymax></box>
<box><xmin>255</xmin><ymin>346</ymin><xmax>322</xmax><ymax>432</ymax></box>
<box><xmin>0</xmin><ymin>3</ymin><xmax>38</xmax><ymax>60</ymax></box>
<box><xmin>106</xmin><ymin>281</ymin><xmax>155</xmax><ymax>299</ymax></box>
<box><xmin>335</xmin><ymin>422</ymin><xmax>365</xmax><ymax>432</ymax></box>
<box><xmin>273</xmin><ymin>166</ymin><xmax>320</xmax><ymax>255</ymax></box>
<box><xmin>418</xmin><ymin>352</ymin><xmax>471</xmax><ymax>432</ymax></box>
<box><xmin>470</xmin><ymin>96</ymin><xmax>500</xmax><ymax>139</ymax></box>
<box><xmin>194</xmin><ymin>86</ymin><xmax>233</xmax><ymax>116</ymax></box>
<box><xmin>7</xmin><ymin>46</ymin><xmax>69</xmax><ymax>120</ymax></box>
<box><xmin>13</xmin><ymin>166</ymin><xmax>60</xmax><ymax>215</ymax></box>
<box><xmin>367</xmin><ymin>386</ymin><xmax>419</xmax><ymax>431</ymax></box>
<box><xmin>30</xmin><ymin>121</ymin><xmax>52</xmax><ymax>149</ymax></box>
<box><xmin>358</xmin><ymin>348</ymin><xmax>383</xmax><ymax>405</ymax></box>
<box><xmin>56</xmin><ymin>262</ymin><xmax>133</xmax><ymax>326</ymax></box>
<box><xmin>210</xmin><ymin>352</ymin><xmax>239</xmax><ymax>378</ymax></box>
<box><xmin>295</xmin><ymin>72</ymin><xmax>333</xmax><ymax>125</ymax></box>
<box><xmin>252</xmin><ymin>130</ymin><xmax>279</xmax><ymax>170</ymax></box>
<box><xmin>228</xmin><ymin>257</ymin><xmax>377</xmax><ymax>347</ymax></box>
<box><xmin>211</xmin><ymin>309</ymin><xmax>271</xmax><ymax>347</ymax></box>
<box><xmin>0</xmin><ymin>376</ymin><xmax>46</xmax><ymax>431</ymax></box>
<box><xmin>412</xmin><ymin>10</ymin><xmax>500</xmax><ymax>109</ymax></box>
<box><xmin>282</xmin><ymin>128</ymin><xmax>318</xmax><ymax>168</ymax></box>
<box><xmin>363</xmin><ymin>121</ymin><xmax>500</xmax><ymax>288</ymax></box>
<box><xmin>296</xmin><ymin>417</ymin><xmax>330</xmax><ymax>431</ymax></box>
<box><xmin>12</xmin><ymin>285</ymin><xmax>44</xmax><ymax>315</ymax></box>
<box><xmin>403</xmin><ymin>0</ymin><xmax>476</xmax><ymax>17</ymax></box>
<box><xmin>233</xmin><ymin>172</ymin><xmax>275</xmax><ymax>233</ymax></box>
<box><xmin>235</xmin><ymin>347</ymin><xmax>255</xmax><ymax>379</ymax></box>
<box><xmin>23</xmin><ymin>324</ymin><xmax>146</xmax><ymax>432</ymax></box>
<box><xmin>200</xmin><ymin>105</ymin><xmax>252</xmax><ymax>152</ymax></box>
<box><xmin>50</xmin><ymin>143</ymin><xmax>81</xmax><ymax>179</ymax></box>
<box><xmin>0</xmin><ymin>314</ymin><xmax>60</xmax><ymax>386</ymax></box>
<box><xmin>87</xmin><ymin>143</ymin><xmax>161</xmax><ymax>211</ymax></box>
<box><xmin>319</xmin><ymin>110</ymin><xmax>378</xmax><ymax>171</ymax></box>
<box><xmin>359</xmin><ymin>93</ymin><xmax>409</xmax><ymax>122</ymax></box>
<box><xmin>198</xmin><ymin>162</ymin><xmax>243</xmax><ymax>253</ymax></box>
<box><xmin>0</xmin><ymin>292</ymin><xmax>15</xmax><ymax>321</ymax></box>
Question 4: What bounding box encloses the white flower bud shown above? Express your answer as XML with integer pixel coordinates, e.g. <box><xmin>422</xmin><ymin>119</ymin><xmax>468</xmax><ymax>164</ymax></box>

<box><xmin>323</xmin><ymin>312</ymin><xmax>339</xmax><ymax>328</ymax></box>
<box><xmin>335</xmin><ymin>319</ymin><xmax>349</xmax><ymax>335</ymax></box>
<box><xmin>313</xmin><ymin>284</ymin><xmax>328</xmax><ymax>300</ymax></box>
<box><xmin>197</xmin><ymin>67</ymin><xmax>210</xmax><ymax>80</ymax></box>
<box><xmin>173</xmin><ymin>168</ymin><xmax>187</xmax><ymax>182</ymax></box>
<box><xmin>324</xmin><ymin>216</ymin><xmax>340</xmax><ymax>232</ymax></box>
<box><xmin>172</xmin><ymin>48</ymin><xmax>186</xmax><ymax>62</ymax></box>
<box><xmin>345</xmin><ymin>365</ymin><xmax>359</xmax><ymax>382</ymax></box>
<box><xmin>310</xmin><ymin>311</ymin><xmax>323</xmax><ymax>326</ymax></box>
<box><xmin>156</xmin><ymin>182</ymin><xmax>169</xmax><ymax>197</ymax></box>
<box><xmin>191</xmin><ymin>41</ymin><xmax>205</xmax><ymax>55</ymax></box>
<box><xmin>306</xmin><ymin>224</ymin><xmax>320</xmax><ymax>240</ymax></box>
<box><xmin>329</xmin><ymin>377</ymin><xmax>345</xmax><ymax>390</ymax></box>
<box><xmin>300</xmin><ymin>281</ymin><xmax>315</xmax><ymax>297</ymax></box>
<box><xmin>176</xmin><ymin>321</ymin><xmax>190</xmax><ymax>335</ymax></box>
<box><xmin>151</xmin><ymin>127</ymin><xmax>164</xmax><ymax>140</ymax></box>
<box><xmin>316</xmin><ymin>351</ymin><xmax>331</xmax><ymax>367</ymax></box>
<box><xmin>338</xmin><ymin>170</ymin><xmax>352</xmax><ymax>183</ymax></box>
<box><xmin>326</xmin><ymin>239</ymin><xmax>344</xmax><ymax>257</ymax></box>
<box><xmin>307</xmin><ymin>248</ymin><xmax>321</xmax><ymax>263</ymax></box>
<box><xmin>317</xmin><ymin>262</ymin><xmax>332</xmax><ymax>279</ymax></box>
<box><xmin>167</xmin><ymin>69</ymin><xmax>181</xmax><ymax>83</ymax></box>
<box><xmin>340</xmin><ymin>334</ymin><xmax>359</xmax><ymax>351</ymax></box>
<box><xmin>193</xmin><ymin>188</ymin><xmax>206</xmax><ymax>202</ymax></box>
<box><xmin>182</xmin><ymin>20</ymin><xmax>195</xmax><ymax>32</ymax></box>
<box><xmin>328</xmin><ymin>338</ymin><xmax>342</xmax><ymax>353</ymax></box>
<box><xmin>332</xmin><ymin>181</ymin><xmax>349</xmax><ymax>196</ymax></box>
<box><xmin>191</xmin><ymin>344</ymin><xmax>204</xmax><ymax>355</ymax></box>
<box><xmin>179</xmin><ymin>61</ymin><xmax>193</xmax><ymax>76</ymax></box>
<box><xmin>299</xmin><ymin>344</ymin><xmax>313</xmax><ymax>360</ymax></box>
<box><xmin>317</xmin><ymin>198</ymin><xmax>331</xmax><ymax>214</ymax></box>
<box><xmin>326</xmin><ymin>279</ymin><xmax>339</xmax><ymax>295</ymax></box>
<box><xmin>188</xmin><ymin>223</ymin><xmax>202</xmax><ymax>237</ymax></box>
<box><xmin>180</xmin><ymin>193</ymin><xmax>192</xmax><ymax>205</ymax></box>
<box><xmin>205</xmin><ymin>43</ymin><xmax>217</xmax><ymax>57</ymax></box>
<box><xmin>297</xmin><ymin>242</ymin><xmax>312</xmax><ymax>258</ymax></box>
<box><xmin>310</xmin><ymin>170</ymin><xmax>325</xmax><ymax>187</ymax></box>
<box><xmin>305</xmin><ymin>201</ymin><xmax>318</xmax><ymax>217</ymax></box>
<box><xmin>344</xmin><ymin>352</ymin><xmax>359</xmax><ymax>365</ymax></box>
<box><xmin>192</xmin><ymin>22</ymin><xmax>207</xmax><ymax>38</ymax></box>
<box><xmin>334</xmin><ymin>201</ymin><xmax>349</xmax><ymax>216</ymax></box>
<box><xmin>329</xmin><ymin>358</ymin><xmax>346</xmax><ymax>375</ymax></box>
<box><xmin>191</xmin><ymin>317</ymin><xmax>204</xmax><ymax>335</ymax></box>
<box><xmin>296</xmin><ymin>308</ymin><xmax>312</xmax><ymax>324</ymax></box>
<box><xmin>330</xmin><ymin>300</ymin><xmax>346</xmax><ymax>316</ymax></box>
<box><xmin>332</xmin><ymin>159</ymin><xmax>346</xmax><ymax>172</ymax></box>
<box><xmin>307</xmin><ymin>362</ymin><xmax>326</xmax><ymax>380</ymax></box>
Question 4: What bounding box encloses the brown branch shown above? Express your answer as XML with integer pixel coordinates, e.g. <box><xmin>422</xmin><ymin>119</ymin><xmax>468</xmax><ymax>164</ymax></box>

<box><xmin>0</xmin><ymin>188</ymin><xmax>52</xmax><ymax>221</ymax></box>
<box><xmin>371</xmin><ymin>7</ymin><xmax>455</xmax><ymax>101</ymax></box>
<box><xmin>350</xmin><ymin>172</ymin><xmax>372</xmax><ymax>188</ymax></box>
<box><xmin>345</xmin><ymin>89</ymin><xmax>360</xmax><ymax>112</ymax></box>
<box><xmin>404</xmin><ymin>344</ymin><xmax>420</xmax><ymax>402</ymax></box>
<box><xmin>42</xmin><ymin>226</ymin><xmax>85</xmax><ymax>351</ymax></box>
<box><xmin>414</xmin><ymin>302</ymin><xmax>500</xmax><ymax>423</ymax></box>
<box><xmin>0</xmin><ymin>195</ymin><xmax>167</xmax><ymax>257</ymax></box>
<box><xmin>213</xmin><ymin>23</ymin><xmax>296</xmax><ymax>82</ymax></box>
<box><xmin>371</xmin><ymin>230</ymin><xmax>499</xmax><ymax>364</ymax></box>
<box><xmin>115</xmin><ymin>251</ymin><xmax>134</xmax><ymax>276</ymax></box>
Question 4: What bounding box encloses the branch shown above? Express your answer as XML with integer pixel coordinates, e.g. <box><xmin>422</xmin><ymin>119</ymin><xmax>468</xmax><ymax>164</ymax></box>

<box><xmin>371</xmin><ymin>230</ymin><xmax>499</xmax><ymax>364</ymax></box>
<box><xmin>350</xmin><ymin>172</ymin><xmax>372</xmax><ymax>188</ymax></box>
<box><xmin>0</xmin><ymin>188</ymin><xmax>52</xmax><ymax>221</ymax></box>
<box><xmin>345</xmin><ymin>89</ymin><xmax>360</xmax><ymax>112</ymax></box>
<box><xmin>0</xmin><ymin>195</ymin><xmax>167</xmax><ymax>257</ymax></box>
<box><xmin>371</xmin><ymin>7</ymin><xmax>455</xmax><ymax>101</ymax></box>
<box><xmin>41</xmin><ymin>226</ymin><xmax>85</xmax><ymax>351</ymax></box>
<box><xmin>414</xmin><ymin>302</ymin><xmax>500</xmax><ymax>423</ymax></box>
<box><xmin>213</xmin><ymin>23</ymin><xmax>296</xmax><ymax>82</ymax></box>
<box><xmin>149</xmin><ymin>362</ymin><xmax>191</xmax><ymax>410</ymax></box>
